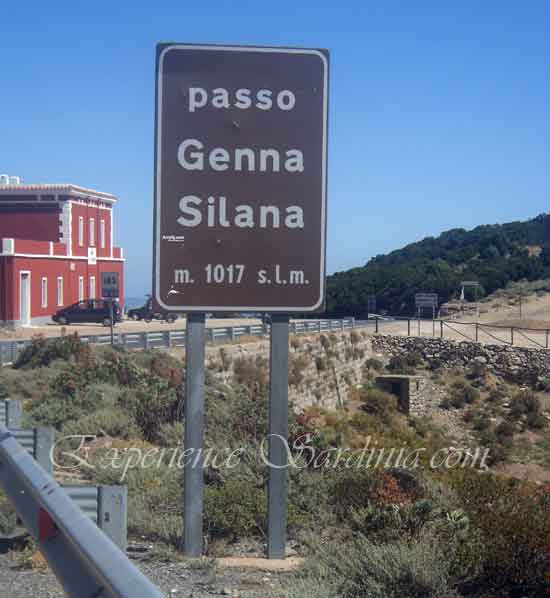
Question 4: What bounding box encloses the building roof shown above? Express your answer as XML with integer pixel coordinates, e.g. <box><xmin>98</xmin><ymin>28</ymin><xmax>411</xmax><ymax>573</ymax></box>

<box><xmin>0</xmin><ymin>184</ymin><xmax>117</xmax><ymax>203</ymax></box>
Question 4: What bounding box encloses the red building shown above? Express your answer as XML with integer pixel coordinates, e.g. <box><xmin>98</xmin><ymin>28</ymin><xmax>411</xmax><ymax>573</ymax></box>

<box><xmin>0</xmin><ymin>181</ymin><xmax>124</xmax><ymax>327</ymax></box>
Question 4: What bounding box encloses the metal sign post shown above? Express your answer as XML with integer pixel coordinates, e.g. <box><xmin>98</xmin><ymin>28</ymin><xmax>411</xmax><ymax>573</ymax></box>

<box><xmin>183</xmin><ymin>313</ymin><xmax>205</xmax><ymax>556</ymax></box>
<box><xmin>267</xmin><ymin>314</ymin><xmax>289</xmax><ymax>558</ymax></box>
<box><xmin>109</xmin><ymin>300</ymin><xmax>114</xmax><ymax>346</ymax></box>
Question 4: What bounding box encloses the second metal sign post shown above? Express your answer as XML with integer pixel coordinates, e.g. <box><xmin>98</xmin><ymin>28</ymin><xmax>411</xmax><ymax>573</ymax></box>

<box><xmin>153</xmin><ymin>43</ymin><xmax>329</xmax><ymax>558</ymax></box>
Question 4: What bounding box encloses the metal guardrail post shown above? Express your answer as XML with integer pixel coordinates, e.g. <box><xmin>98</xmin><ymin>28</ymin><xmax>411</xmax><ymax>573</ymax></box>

<box><xmin>0</xmin><ymin>425</ymin><xmax>165</xmax><ymax>597</ymax></box>
<box><xmin>511</xmin><ymin>327</ymin><xmax>514</xmax><ymax>346</ymax></box>
<box><xmin>407</xmin><ymin>319</ymin><xmax>411</xmax><ymax>336</ymax></box>
<box><xmin>547</xmin><ymin>329</ymin><xmax>549</xmax><ymax>349</ymax></box>
<box><xmin>475</xmin><ymin>323</ymin><xmax>479</xmax><ymax>342</ymax></box>
<box><xmin>6</xmin><ymin>399</ymin><xmax>23</xmax><ymax>428</ymax></box>
<box><xmin>143</xmin><ymin>332</ymin><xmax>150</xmax><ymax>350</ymax></box>
<box><xmin>375</xmin><ymin>317</ymin><xmax>379</xmax><ymax>334</ymax></box>
<box><xmin>35</xmin><ymin>426</ymin><xmax>55</xmax><ymax>475</ymax></box>
<box><xmin>98</xmin><ymin>485</ymin><xmax>128</xmax><ymax>551</ymax></box>
<box><xmin>440</xmin><ymin>320</ymin><xmax>444</xmax><ymax>338</ymax></box>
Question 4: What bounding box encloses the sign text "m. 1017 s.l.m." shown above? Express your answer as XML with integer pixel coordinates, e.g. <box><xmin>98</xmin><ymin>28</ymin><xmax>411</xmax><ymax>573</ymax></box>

<box><xmin>153</xmin><ymin>44</ymin><xmax>329</xmax><ymax>312</ymax></box>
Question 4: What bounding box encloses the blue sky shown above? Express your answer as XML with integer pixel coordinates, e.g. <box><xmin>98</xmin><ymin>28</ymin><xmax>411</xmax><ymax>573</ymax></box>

<box><xmin>1</xmin><ymin>0</ymin><xmax>548</xmax><ymax>298</ymax></box>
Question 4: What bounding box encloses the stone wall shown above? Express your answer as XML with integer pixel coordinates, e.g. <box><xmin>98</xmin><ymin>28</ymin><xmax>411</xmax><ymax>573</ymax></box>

<box><xmin>204</xmin><ymin>330</ymin><xmax>371</xmax><ymax>411</ymax></box>
<box><xmin>371</xmin><ymin>335</ymin><xmax>550</xmax><ymax>385</ymax></box>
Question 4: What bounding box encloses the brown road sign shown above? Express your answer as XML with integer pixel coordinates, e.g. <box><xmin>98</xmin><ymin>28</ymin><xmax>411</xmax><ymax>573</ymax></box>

<box><xmin>153</xmin><ymin>44</ymin><xmax>329</xmax><ymax>312</ymax></box>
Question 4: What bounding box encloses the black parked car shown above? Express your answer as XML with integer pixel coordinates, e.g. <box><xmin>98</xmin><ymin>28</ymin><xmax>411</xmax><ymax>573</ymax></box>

<box><xmin>52</xmin><ymin>299</ymin><xmax>122</xmax><ymax>326</ymax></box>
<box><xmin>126</xmin><ymin>298</ymin><xmax>177</xmax><ymax>323</ymax></box>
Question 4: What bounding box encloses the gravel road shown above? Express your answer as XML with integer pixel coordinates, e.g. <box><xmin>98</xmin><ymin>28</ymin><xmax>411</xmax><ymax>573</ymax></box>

<box><xmin>0</xmin><ymin>552</ymin><xmax>283</xmax><ymax>597</ymax></box>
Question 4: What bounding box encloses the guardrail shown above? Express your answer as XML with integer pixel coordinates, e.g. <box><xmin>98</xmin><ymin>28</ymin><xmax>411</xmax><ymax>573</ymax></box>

<box><xmin>0</xmin><ymin>318</ymin><xmax>356</xmax><ymax>366</ymax></box>
<box><xmin>10</xmin><ymin>427</ymin><xmax>55</xmax><ymax>474</ymax></box>
<box><xmin>63</xmin><ymin>484</ymin><xmax>127</xmax><ymax>551</ymax></box>
<box><xmin>0</xmin><ymin>412</ymin><xmax>127</xmax><ymax>548</ymax></box>
<box><xmin>0</xmin><ymin>398</ymin><xmax>22</xmax><ymax>428</ymax></box>
<box><xmin>0</xmin><ymin>423</ymin><xmax>165</xmax><ymax>597</ymax></box>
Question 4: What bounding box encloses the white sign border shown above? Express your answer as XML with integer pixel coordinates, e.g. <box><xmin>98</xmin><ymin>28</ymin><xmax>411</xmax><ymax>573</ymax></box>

<box><xmin>154</xmin><ymin>43</ymin><xmax>328</xmax><ymax>312</ymax></box>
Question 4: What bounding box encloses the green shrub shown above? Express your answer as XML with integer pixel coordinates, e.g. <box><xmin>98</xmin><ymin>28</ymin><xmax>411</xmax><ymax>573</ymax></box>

<box><xmin>284</xmin><ymin>533</ymin><xmax>455</xmax><ymax>598</ymax></box>
<box><xmin>315</xmin><ymin>356</ymin><xmax>327</xmax><ymax>372</ymax></box>
<box><xmin>62</xmin><ymin>408</ymin><xmax>140</xmax><ymax>439</ymax></box>
<box><xmin>289</xmin><ymin>354</ymin><xmax>310</xmax><ymax>387</ymax></box>
<box><xmin>526</xmin><ymin>412</ymin><xmax>547</xmax><ymax>430</ymax></box>
<box><xmin>364</xmin><ymin>357</ymin><xmax>383</xmax><ymax>371</ymax></box>
<box><xmin>204</xmin><ymin>479</ymin><xmax>305</xmax><ymax>539</ymax></box>
<box><xmin>495</xmin><ymin>420</ymin><xmax>515</xmax><ymax>440</ymax></box>
<box><xmin>360</xmin><ymin>388</ymin><xmax>398</xmax><ymax>422</ymax></box>
<box><xmin>439</xmin><ymin>398</ymin><xmax>451</xmax><ymax>410</ymax></box>
<box><xmin>117</xmin><ymin>382</ymin><xmax>180</xmax><ymax>442</ymax></box>
<box><xmin>387</xmin><ymin>354</ymin><xmax>419</xmax><ymax>375</ymax></box>
<box><xmin>477</xmin><ymin>430</ymin><xmax>508</xmax><ymax>465</ymax></box>
<box><xmin>472</xmin><ymin>415</ymin><xmax>491</xmax><ymax>431</ymax></box>
<box><xmin>451</xmin><ymin>471</ymin><xmax>550</xmax><ymax>596</ymax></box>
<box><xmin>450</xmin><ymin>395</ymin><xmax>465</xmax><ymax>409</ymax></box>
<box><xmin>157</xmin><ymin>422</ymin><xmax>184</xmax><ymax>447</ymax></box>
<box><xmin>14</xmin><ymin>333</ymin><xmax>92</xmax><ymax>369</ymax></box>
<box><xmin>487</xmin><ymin>385</ymin><xmax>508</xmax><ymax>402</ymax></box>
<box><xmin>232</xmin><ymin>355</ymin><xmax>268</xmax><ymax>394</ymax></box>
<box><xmin>538</xmin><ymin>377</ymin><xmax>550</xmax><ymax>392</ymax></box>
<box><xmin>450</xmin><ymin>380</ymin><xmax>479</xmax><ymax>406</ymax></box>
<box><xmin>509</xmin><ymin>390</ymin><xmax>541</xmax><ymax>419</ymax></box>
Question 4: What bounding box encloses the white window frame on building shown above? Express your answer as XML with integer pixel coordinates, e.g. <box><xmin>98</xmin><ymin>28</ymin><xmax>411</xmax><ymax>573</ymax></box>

<box><xmin>41</xmin><ymin>277</ymin><xmax>48</xmax><ymax>308</ymax></box>
<box><xmin>89</xmin><ymin>218</ymin><xmax>95</xmax><ymax>246</ymax></box>
<box><xmin>57</xmin><ymin>276</ymin><xmax>63</xmax><ymax>306</ymax></box>
<box><xmin>78</xmin><ymin>216</ymin><xmax>84</xmax><ymax>247</ymax></box>
<box><xmin>89</xmin><ymin>275</ymin><xmax>96</xmax><ymax>299</ymax></box>
<box><xmin>78</xmin><ymin>276</ymin><xmax>84</xmax><ymax>301</ymax></box>
<box><xmin>100</xmin><ymin>218</ymin><xmax>106</xmax><ymax>249</ymax></box>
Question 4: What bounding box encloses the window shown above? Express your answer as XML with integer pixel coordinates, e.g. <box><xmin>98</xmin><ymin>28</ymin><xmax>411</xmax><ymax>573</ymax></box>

<box><xmin>89</xmin><ymin>276</ymin><xmax>96</xmax><ymax>299</ymax></box>
<box><xmin>78</xmin><ymin>216</ymin><xmax>84</xmax><ymax>246</ymax></box>
<box><xmin>100</xmin><ymin>219</ymin><xmax>106</xmax><ymax>249</ymax></box>
<box><xmin>78</xmin><ymin>276</ymin><xmax>84</xmax><ymax>301</ymax></box>
<box><xmin>41</xmin><ymin>277</ymin><xmax>47</xmax><ymax>308</ymax></box>
<box><xmin>89</xmin><ymin>218</ymin><xmax>95</xmax><ymax>246</ymax></box>
<box><xmin>57</xmin><ymin>276</ymin><xmax>63</xmax><ymax>306</ymax></box>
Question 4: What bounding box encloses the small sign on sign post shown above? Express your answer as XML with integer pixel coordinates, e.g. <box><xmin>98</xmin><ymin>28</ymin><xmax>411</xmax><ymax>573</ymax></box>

<box><xmin>153</xmin><ymin>43</ymin><xmax>329</xmax><ymax>559</ymax></box>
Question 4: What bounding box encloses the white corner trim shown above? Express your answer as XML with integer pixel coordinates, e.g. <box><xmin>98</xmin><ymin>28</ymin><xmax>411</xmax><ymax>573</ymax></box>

<box><xmin>1</xmin><ymin>238</ymin><xmax>15</xmax><ymax>255</ymax></box>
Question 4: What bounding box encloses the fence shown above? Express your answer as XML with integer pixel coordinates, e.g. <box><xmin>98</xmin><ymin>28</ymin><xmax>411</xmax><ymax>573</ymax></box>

<box><xmin>0</xmin><ymin>318</ymin><xmax>356</xmax><ymax>366</ymax></box>
<box><xmin>368</xmin><ymin>317</ymin><xmax>550</xmax><ymax>349</ymax></box>
<box><xmin>0</xmin><ymin>423</ymin><xmax>164</xmax><ymax>597</ymax></box>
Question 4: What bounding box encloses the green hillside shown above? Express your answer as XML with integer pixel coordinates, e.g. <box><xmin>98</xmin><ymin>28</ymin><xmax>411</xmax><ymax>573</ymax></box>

<box><xmin>326</xmin><ymin>214</ymin><xmax>550</xmax><ymax>316</ymax></box>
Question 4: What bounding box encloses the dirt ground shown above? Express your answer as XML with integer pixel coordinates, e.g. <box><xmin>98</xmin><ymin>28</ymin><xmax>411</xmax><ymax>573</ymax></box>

<box><xmin>0</xmin><ymin>551</ymin><xmax>290</xmax><ymax>597</ymax></box>
<box><xmin>373</xmin><ymin>292</ymin><xmax>550</xmax><ymax>348</ymax></box>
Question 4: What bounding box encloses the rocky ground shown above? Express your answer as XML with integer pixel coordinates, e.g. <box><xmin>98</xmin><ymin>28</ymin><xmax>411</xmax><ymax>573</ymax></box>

<box><xmin>0</xmin><ymin>550</ymin><xmax>290</xmax><ymax>597</ymax></box>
